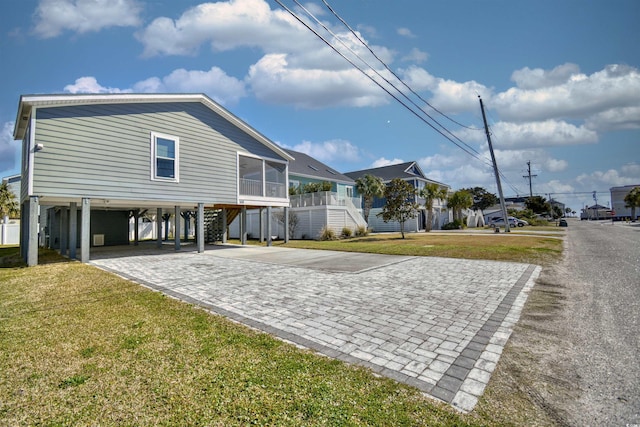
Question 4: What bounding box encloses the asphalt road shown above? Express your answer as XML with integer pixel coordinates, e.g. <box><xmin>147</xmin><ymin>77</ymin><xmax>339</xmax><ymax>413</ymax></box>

<box><xmin>548</xmin><ymin>219</ymin><xmax>639</xmax><ymax>425</ymax></box>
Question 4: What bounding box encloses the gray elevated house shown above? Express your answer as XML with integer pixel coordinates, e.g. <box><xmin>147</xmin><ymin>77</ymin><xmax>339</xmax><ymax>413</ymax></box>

<box><xmin>13</xmin><ymin>93</ymin><xmax>293</xmax><ymax>266</ymax></box>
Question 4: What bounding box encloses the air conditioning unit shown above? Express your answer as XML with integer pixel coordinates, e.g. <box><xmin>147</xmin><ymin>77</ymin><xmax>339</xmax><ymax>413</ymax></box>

<box><xmin>93</xmin><ymin>234</ymin><xmax>105</xmax><ymax>246</ymax></box>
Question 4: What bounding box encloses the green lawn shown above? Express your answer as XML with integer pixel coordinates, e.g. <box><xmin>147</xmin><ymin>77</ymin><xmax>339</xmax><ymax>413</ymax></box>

<box><xmin>247</xmin><ymin>231</ymin><xmax>563</xmax><ymax>266</ymax></box>
<box><xmin>1</xmin><ymin>231</ymin><xmax>564</xmax><ymax>425</ymax></box>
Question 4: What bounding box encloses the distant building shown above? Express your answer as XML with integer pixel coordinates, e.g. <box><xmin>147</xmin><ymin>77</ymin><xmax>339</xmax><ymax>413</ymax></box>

<box><xmin>610</xmin><ymin>185</ymin><xmax>640</xmax><ymax>220</ymax></box>
<box><xmin>580</xmin><ymin>204</ymin><xmax>613</xmax><ymax>220</ymax></box>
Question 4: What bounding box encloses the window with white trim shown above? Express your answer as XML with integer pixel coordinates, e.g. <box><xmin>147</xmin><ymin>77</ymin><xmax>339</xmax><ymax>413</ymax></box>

<box><xmin>151</xmin><ymin>132</ymin><xmax>179</xmax><ymax>181</ymax></box>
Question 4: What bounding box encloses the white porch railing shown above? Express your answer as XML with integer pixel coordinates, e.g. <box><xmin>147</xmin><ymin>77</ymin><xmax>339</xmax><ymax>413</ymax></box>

<box><xmin>290</xmin><ymin>191</ymin><xmax>362</xmax><ymax>209</ymax></box>
<box><xmin>240</xmin><ymin>179</ymin><xmax>287</xmax><ymax>198</ymax></box>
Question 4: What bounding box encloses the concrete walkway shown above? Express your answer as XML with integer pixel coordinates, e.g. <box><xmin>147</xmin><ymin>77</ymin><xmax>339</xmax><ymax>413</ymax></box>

<box><xmin>90</xmin><ymin>244</ymin><xmax>540</xmax><ymax>412</ymax></box>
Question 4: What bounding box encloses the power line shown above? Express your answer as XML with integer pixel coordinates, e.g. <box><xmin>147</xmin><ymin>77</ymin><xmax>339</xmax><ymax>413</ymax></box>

<box><xmin>274</xmin><ymin>0</ymin><xmax>489</xmax><ymax>165</ymax></box>
<box><xmin>290</xmin><ymin>0</ymin><xmax>485</xmax><ymax>160</ymax></box>
<box><xmin>319</xmin><ymin>0</ymin><xmax>483</xmax><ymax>132</ymax></box>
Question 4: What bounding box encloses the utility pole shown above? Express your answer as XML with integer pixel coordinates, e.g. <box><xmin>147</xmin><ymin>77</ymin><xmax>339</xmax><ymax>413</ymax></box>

<box><xmin>523</xmin><ymin>161</ymin><xmax>537</xmax><ymax>198</ymax></box>
<box><xmin>479</xmin><ymin>96</ymin><xmax>510</xmax><ymax>232</ymax></box>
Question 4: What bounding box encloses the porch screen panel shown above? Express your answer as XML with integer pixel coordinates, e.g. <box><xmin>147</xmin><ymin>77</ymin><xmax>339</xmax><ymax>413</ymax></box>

<box><xmin>239</xmin><ymin>155</ymin><xmax>263</xmax><ymax>196</ymax></box>
<box><xmin>265</xmin><ymin>160</ymin><xmax>286</xmax><ymax>198</ymax></box>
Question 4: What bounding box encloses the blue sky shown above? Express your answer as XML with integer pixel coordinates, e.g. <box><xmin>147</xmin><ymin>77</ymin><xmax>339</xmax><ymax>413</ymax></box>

<box><xmin>1</xmin><ymin>0</ymin><xmax>639</xmax><ymax>211</ymax></box>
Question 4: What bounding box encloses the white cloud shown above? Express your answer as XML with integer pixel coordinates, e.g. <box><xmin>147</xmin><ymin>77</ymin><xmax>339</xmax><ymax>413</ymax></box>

<box><xmin>511</xmin><ymin>63</ymin><xmax>581</xmax><ymax>90</ymax></box>
<box><xmin>64</xmin><ymin>77</ymin><xmax>131</xmax><ymax>94</ymax></box>
<box><xmin>134</xmin><ymin>67</ymin><xmax>247</xmax><ymax>105</ymax></box>
<box><xmin>247</xmin><ymin>54</ymin><xmax>387</xmax><ymax>108</ymax></box>
<box><xmin>494</xmin><ymin>64</ymin><xmax>640</xmax><ymax>124</ymax></box>
<box><xmin>397</xmin><ymin>27</ymin><xmax>416</xmax><ymax>38</ymax></box>
<box><xmin>426</xmin><ymin>75</ymin><xmax>491</xmax><ymax>114</ymax></box>
<box><xmin>281</xmin><ymin>139</ymin><xmax>362</xmax><ymax>163</ymax></box>
<box><xmin>538</xmin><ymin>179</ymin><xmax>575</xmax><ymax>195</ymax></box>
<box><xmin>356</xmin><ymin>24</ymin><xmax>377</xmax><ymax>39</ymax></box>
<box><xmin>585</xmin><ymin>106</ymin><xmax>640</xmax><ymax>131</ymax></box>
<box><xmin>621</xmin><ymin>162</ymin><xmax>640</xmax><ymax>177</ymax></box>
<box><xmin>136</xmin><ymin>0</ymin><xmax>396</xmax><ymax>108</ymax></box>
<box><xmin>402</xmin><ymin>48</ymin><xmax>428</xmax><ymax>64</ymax></box>
<box><xmin>33</xmin><ymin>0</ymin><xmax>142</xmax><ymax>38</ymax></box>
<box><xmin>0</xmin><ymin>122</ymin><xmax>20</xmax><ymax>174</ymax></box>
<box><xmin>370</xmin><ymin>157</ymin><xmax>404</xmax><ymax>168</ymax></box>
<box><xmin>486</xmin><ymin>120</ymin><xmax>599</xmax><ymax>148</ymax></box>
<box><xmin>576</xmin><ymin>168</ymin><xmax>640</xmax><ymax>188</ymax></box>
<box><xmin>136</xmin><ymin>0</ymin><xmax>312</xmax><ymax>57</ymax></box>
<box><xmin>417</xmin><ymin>147</ymin><xmax>571</xmax><ymax>193</ymax></box>
<box><xmin>65</xmin><ymin>68</ymin><xmax>247</xmax><ymax>106</ymax></box>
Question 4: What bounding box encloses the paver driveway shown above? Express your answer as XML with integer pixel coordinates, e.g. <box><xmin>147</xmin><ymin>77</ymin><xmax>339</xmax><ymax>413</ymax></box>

<box><xmin>90</xmin><ymin>244</ymin><xmax>540</xmax><ymax>412</ymax></box>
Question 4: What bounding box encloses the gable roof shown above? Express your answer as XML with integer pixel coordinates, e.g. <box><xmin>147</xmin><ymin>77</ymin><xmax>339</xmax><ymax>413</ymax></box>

<box><xmin>284</xmin><ymin>149</ymin><xmax>354</xmax><ymax>184</ymax></box>
<box><xmin>13</xmin><ymin>93</ymin><xmax>293</xmax><ymax>161</ymax></box>
<box><xmin>345</xmin><ymin>161</ymin><xmax>449</xmax><ymax>187</ymax></box>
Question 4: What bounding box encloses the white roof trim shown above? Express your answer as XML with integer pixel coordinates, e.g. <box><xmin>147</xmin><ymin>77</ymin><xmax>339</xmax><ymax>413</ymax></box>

<box><xmin>13</xmin><ymin>93</ymin><xmax>293</xmax><ymax>161</ymax></box>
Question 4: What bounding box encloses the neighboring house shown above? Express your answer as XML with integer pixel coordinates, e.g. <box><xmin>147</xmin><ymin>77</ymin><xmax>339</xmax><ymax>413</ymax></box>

<box><xmin>2</xmin><ymin>174</ymin><xmax>21</xmax><ymax>199</ymax></box>
<box><xmin>229</xmin><ymin>149</ymin><xmax>366</xmax><ymax>239</ymax></box>
<box><xmin>345</xmin><ymin>161</ymin><xmax>450</xmax><ymax>232</ymax></box>
<box><xmin>549</xmin><ymin>198</ymin><xmax>566</xmax><ymax>215</ymax></box>
<box><xmin>1</xmin><ymin>174</ymin><xmax>21</xmax><ymax>245</ymax></box>
<box><xmin>13</xmin><ymin>93</ymin><xmax>293</xmax><ymax>266</ymax></box>
<box><xmin>611</xmin><ymin>184</ymin><xmax>640</xmax><ymax>220</ymax></box>
<box><xmin>580</xmin><ymin>204</ymin><xmax>613</xmax><ymax>220</ymax></box>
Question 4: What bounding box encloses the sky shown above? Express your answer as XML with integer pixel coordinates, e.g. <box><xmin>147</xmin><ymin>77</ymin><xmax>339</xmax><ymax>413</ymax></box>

<box><xmin>1</xmin><ymin>0</ymin><xmax>639</xmax><ymax>212</ymax></box>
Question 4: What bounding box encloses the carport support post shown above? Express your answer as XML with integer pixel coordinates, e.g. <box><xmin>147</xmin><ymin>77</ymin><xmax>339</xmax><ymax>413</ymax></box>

<box><xmin>221</xmin><ymin>209</ymin><xmax>227</xmax><ymax>243</ymax></box>
<box><xmin>174</xmin><ymin>206</ymin><xmax>181</xmax><ymax>251</ymax></box>
<box><xmin>39</xmin><ymin>207</ymin><xmax>48</xmax><ymax>247</ymax></box>
<box><xmin>69</xmin><ymin>202</ymin><xmax>78</xmax><ymax>260</ymax></box>
<box><xmin>259</xmin><ymin>207</ymin><xmax>264</xmax><ymax>243</ymax></box>
<box><xmin>241</xmin><ymin>207</ymin><xmax>247</xmax><ymax>245</ymax></box>
<box><xmin>27</xmin><ymin>196</ymin><xmax>39</xmax><ymax>267</ymax></box>
<box><xmin>133</xmin><ymin>209</ymin><xmax>139</xmax><ymax>246</ymax></box>
<box><xmin>81</xmin><ymin>198</ymin><xmax>90</xmax><ymax>263</ymax></box>
<box><xmin>197</xmin><ymin>203</ymin><xmax>204</xmax><ymax>253</ymax></box>
<box><xmin>284</xmin><ymin>207</ymin><xmax>290</xmax><ymax>243</ymax></box>
<box><xmin>266</xmin><ymin>206</ymin><xmax>272</xmax><ymax>247</ymax></box>
<box><xmin>60</xmin><ymin>206</ymin><xmax>68</xmax><ymax>256</ymax></box>
<box><xmin>156</xmin><ymin>208</ymin><xmax>162</xmax><ymax>248</ymax></box>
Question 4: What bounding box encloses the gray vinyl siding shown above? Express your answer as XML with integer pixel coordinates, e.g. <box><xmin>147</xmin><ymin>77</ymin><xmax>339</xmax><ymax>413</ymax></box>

<box><xmin>31</xmin><ymin>102</ymin><xmax>285</xmax><ymax>204</ymax></box>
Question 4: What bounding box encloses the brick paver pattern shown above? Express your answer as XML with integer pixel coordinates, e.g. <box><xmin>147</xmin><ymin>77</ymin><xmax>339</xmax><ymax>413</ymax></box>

<box><xmin>91</xmin><ymin>246</ymin><xmax>539</xmax><ymax>412</ymax></box>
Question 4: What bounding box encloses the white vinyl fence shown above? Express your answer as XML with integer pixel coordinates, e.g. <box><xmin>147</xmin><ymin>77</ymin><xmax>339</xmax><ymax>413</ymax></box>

<box><xmin>1</xmin><ymin>219</ymin><xmax>20</xmax><ymax>245</ymax></box>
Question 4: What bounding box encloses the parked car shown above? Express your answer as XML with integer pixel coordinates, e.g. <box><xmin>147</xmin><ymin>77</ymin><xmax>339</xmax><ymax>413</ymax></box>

<box><xmin>489</xmin><ymin>216</ymin><xmax>529</xmax><ymax>228</ymax></box>
<box><xmin>559</xmin><ymin>219</ymin><xmax>568</xmax><ymax>227</ymax></box>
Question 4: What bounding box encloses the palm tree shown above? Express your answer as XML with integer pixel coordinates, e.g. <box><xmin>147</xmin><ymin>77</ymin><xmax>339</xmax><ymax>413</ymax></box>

<box><xmin>447</xmin><ymin>190</ymin><xmax>473</xmax><ymax>222</ymax></box>
<box><xmin>624</xmin><ymin>186</ymin><xmax>640</xmax><ymax>221</ymax></box>
<box><xmin>0</xmin><ymin>182</ymin><xmax>19</xmax><ymax>222</ymax></box>
<box><xmin>354</xmin><ymin>174</ymin><xmax>384</xmax><ymax>225</ymax></box>
<box><xmin>420</xmin><ymin>183</ymin><xmax>448</xmax><ymax>231</ymax></box>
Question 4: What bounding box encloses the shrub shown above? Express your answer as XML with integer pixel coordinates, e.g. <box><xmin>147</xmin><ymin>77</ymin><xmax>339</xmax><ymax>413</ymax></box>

<box><xmin>355</xmin><ymin>225</ymin><xmax>368</xmax><ymax>237</ymax></box>
<box><xmin>319</xmin><ymin>226</ymin><xmax>337</xmax><ymax>241</ymax></box>
<box><xmin>442</xmin><ymin>219</ymin><xmax>465</xmax><ymax>230</ymax></box>
<box><xmin>341</xmin><ymin>227</ymin><xmax>353</xmax><ymax>238</ymax></box>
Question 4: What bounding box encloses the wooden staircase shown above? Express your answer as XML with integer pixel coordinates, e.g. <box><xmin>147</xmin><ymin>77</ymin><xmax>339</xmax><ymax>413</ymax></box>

<box><xmin>203</xmin><ymin>208</ymin><xmax>240</xmax><ymax>243</ymax></box>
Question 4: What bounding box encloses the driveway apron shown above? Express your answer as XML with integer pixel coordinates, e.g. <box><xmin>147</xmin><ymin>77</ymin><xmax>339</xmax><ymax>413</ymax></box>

<box><xmin>90</xmin><ymin>244</ymin><xmax>540</xmax><ymax>412</ymax></box>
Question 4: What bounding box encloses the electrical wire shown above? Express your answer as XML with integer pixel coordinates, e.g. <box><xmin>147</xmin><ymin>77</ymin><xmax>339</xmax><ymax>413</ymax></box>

<box><xmin>295</xmin><ymin>0</ymin><xmax>485</xmax><ymax>160</ymax></box>
<box><xmin>320</xmin><ymin>0</ymin><xmax>483</xmax><ymax>132</ymax></box>
<box><xmin>274</xmin><ymin>0</ymin><xmax>489</xmax><ymax>166</ymax></box>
